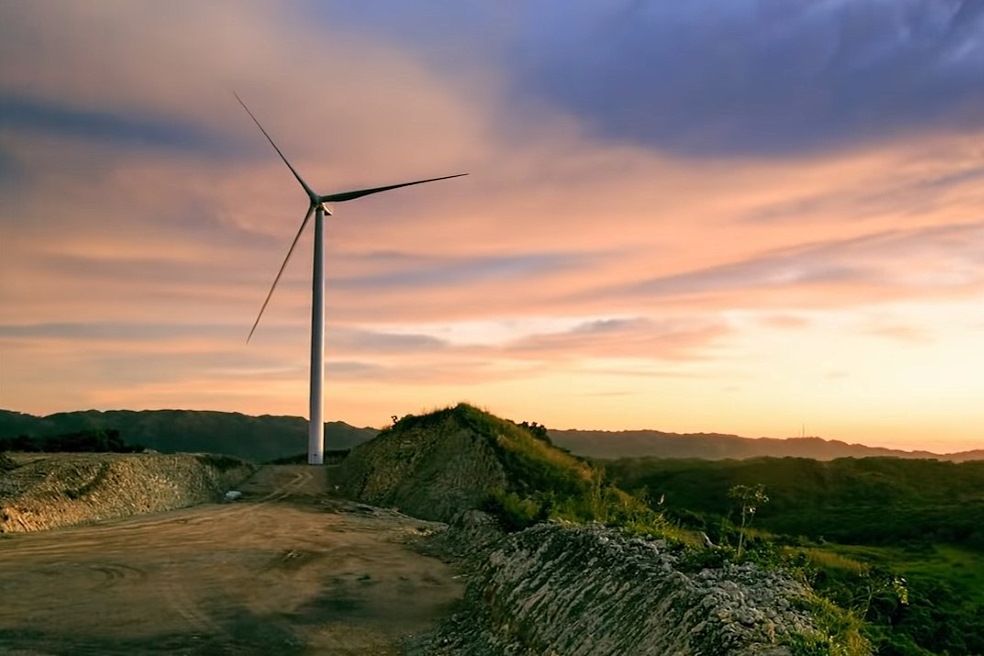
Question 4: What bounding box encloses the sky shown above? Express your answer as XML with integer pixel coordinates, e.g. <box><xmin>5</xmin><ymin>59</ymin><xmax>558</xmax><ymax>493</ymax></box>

<box><xmin>1</xmin><ymin>0</ymin><xmax>982</xmax><ymax>453</ymax></box>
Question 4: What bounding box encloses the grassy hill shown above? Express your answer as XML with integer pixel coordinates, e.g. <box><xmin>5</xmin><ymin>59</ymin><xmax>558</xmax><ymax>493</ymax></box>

<box><xmin>604</xmin><ymin>456</ymin><xmax>984</xmax><ymax>656</ymax></box>
<box><xmin>604</xmin><ymin>456</ymin><xmax>984</xmax><ymax>549</ymax></box>
<box><xmin>337</xmin><ymin>403</ymin><xmax>660</xmax><ymax>530</ymax></box>
<box><xmin>0</xmin><ymin>409</ymin><xmax>377</xmax><ymax>462</ymax></box>
<box><xmin>6</xmin><ymin>408</ymin><xmax>978</xmax><ymax>464</ymax></box>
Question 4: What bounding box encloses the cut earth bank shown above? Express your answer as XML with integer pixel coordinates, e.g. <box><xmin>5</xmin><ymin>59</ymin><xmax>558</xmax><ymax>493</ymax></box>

<box><xmin>0</xmin><ymin>459</ymin><xmax>463</xmax><ymax>655</ymax></box>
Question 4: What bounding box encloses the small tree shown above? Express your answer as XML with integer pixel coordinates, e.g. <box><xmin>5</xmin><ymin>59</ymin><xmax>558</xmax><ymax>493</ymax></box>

<box><xmin>728</xmin><ymin>483</ymin><xmax>769</xmax><ymax>559</ymax></box>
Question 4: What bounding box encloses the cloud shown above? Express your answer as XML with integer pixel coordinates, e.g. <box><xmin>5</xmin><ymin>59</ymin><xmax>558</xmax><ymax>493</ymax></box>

<box><xmin>594</xmin><ymin>221</ymin><xmax>984</xmax><ymax>308</ymax></box>
<box><xmin>509</xmin><ymin>0</ymin><xmax>984</xmax><ymax>155</ymax></box>
<box><xmin>863</xmin><ymin>324</ymin><xmax>932</xmax><ymax>343</ymax></box>
<box><xmin>0</xmin><ymin>322</ymin><xmax>234</xmax><ymax>342</ymax></box>
<box><xmin>744</xmin><ymin>162</ymin><xmax>984</xmax><ymax>225</ymax></box>
<box><xmin>329</xmin><ymin>328</ymin><xmax>448</xmax><ymax>353</ymax></box>
<box><xmin>759</xmin><ymin>314</ymin><xmax>811</xmax><ymax>330</ymax></box>
<box><xmin>505</xmin><ymin>317</ymin><xmax>731</xmax><ymax>361</ymax></box>
<box><xmin>331</xmin><ymin>251</ymin><xmax>592</xmax><ymax>291</ymax></box>
<box><xmin>0</xmin><ymin>95</ymin><xmax>232</xmax><ymax>155</ymax></box>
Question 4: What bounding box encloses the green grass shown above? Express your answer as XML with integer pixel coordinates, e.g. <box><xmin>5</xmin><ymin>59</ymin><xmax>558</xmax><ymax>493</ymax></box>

<box><xmin>386</xmin><ymin>406</ymin><xmax>880</xmax><ymax>654</ymax></box>
<box><xmin>793</xmin><ymin>542</ymin><xmax>984</xmax><ymax>655</ymax></box>
<box><xmin>390</xmin><ymin>404</ymin><xmax>667</xmax><ymax>535</ymax></box>
<box><xmin>779</xmin><ymin>595</ymin><xmax>871</xmax><ymax>656</ymax></box>
<box><xmin>603</xmin><ymin>456</ymin><xmax>984</xmax><ymax>655</ymax></box>
<box><xmin>825</xmin><ymin>543</ymin><xmax>984</xmax><ymax>606</ymax></box>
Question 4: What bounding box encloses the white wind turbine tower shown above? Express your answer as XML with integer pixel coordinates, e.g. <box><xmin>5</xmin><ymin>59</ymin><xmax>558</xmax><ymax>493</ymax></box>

<box><xmin>236</xmin><ymin>94</ymin><xmax>466</xmax><ymax>465</ymax></box>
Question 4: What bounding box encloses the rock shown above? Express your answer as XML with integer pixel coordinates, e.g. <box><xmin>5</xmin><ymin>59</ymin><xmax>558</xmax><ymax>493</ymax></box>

<box><xmin>335</xmin><ymin>411</ymin><xmax>509</xmax><ymax>522</ymax></box>
<box><xmin>411</xmin><ymin>523</ymin><xmax>821</xmax><ymax>656</ymax></box>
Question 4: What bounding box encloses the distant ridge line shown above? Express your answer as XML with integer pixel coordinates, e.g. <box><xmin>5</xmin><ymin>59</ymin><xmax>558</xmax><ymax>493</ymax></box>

<box><xmin>547</xmin><ymin>427</ymin><xmax>984</xmax><ymax>462</ymax></box>
<box><xmin>1</xmin><ymin>408</ymin><xmax>979</xmax><ymax>463</ymax></box>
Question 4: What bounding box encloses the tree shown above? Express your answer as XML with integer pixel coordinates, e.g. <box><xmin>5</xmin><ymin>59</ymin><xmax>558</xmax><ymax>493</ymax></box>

<box><xmin>728</xmin><ymin>483</ymin><xmax>769</xmax><ymax>559</ymax></box>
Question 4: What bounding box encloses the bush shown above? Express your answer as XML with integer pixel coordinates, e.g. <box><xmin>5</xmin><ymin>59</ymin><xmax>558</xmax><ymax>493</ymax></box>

<box><xmin>195</xmin><ymin>454</ymin><xmax>247</xmax><ymax>472</ymax></box>
<box><xmin>0</xmin><ymin>429</ymin><xmax>143</xmax><ymax>454</ymax></box>
<box><xmin>0</xmin><ymin>452</ymin><xmax>17</xmax><ymax>472</ymax></box>
<box><xmin>481</xmin><ymin>489</ymin><xmax>547</xmax><ymax>532</ymax></box>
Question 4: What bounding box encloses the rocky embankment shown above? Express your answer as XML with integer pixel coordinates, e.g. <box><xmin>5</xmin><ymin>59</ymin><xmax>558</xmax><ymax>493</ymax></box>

<box><xmin>0</xmin><ymin>453</ymin><xmax>255</xmax><ymax>533</ymax></box>
<box><xmin>336</xmin><ymin>405</ymin><xmax>851</xmax><ymax>655</ymax></box>
<box><xmin>415</xmin><ymin>512</ymin><xmax>823</xmax><ymax>656</ymax></box>
<box><xmin>336</xmin><ymin>412</ymin><xmax>509</xmax><ymax>522</ymax></box>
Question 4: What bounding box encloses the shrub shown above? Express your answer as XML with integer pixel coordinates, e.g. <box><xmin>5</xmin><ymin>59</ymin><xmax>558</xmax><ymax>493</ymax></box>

<box><xmin>0</xmin><ymin>452</ymin><xmax>17</xmax><ymax>472</ymax></box>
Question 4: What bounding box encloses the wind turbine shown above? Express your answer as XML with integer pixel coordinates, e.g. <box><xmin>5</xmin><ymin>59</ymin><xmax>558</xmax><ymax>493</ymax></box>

<box><xmin>236</xmin><ymin>94</ymin><xmax>466</xmax><ymax>465</ymax></box>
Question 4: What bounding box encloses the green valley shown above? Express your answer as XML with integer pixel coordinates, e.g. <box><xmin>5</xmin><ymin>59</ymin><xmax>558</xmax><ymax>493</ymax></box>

<box><xmin>604</xmin><ymin>456</ymin><xmax>984</xmax><ymax>656</ymax></box>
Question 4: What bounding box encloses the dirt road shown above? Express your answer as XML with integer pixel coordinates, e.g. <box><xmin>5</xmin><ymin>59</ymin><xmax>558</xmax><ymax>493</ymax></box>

<box><xmin>0</xmin><ymin>466</ymin><xmax>463</xmax><ymax>655</ymax></box>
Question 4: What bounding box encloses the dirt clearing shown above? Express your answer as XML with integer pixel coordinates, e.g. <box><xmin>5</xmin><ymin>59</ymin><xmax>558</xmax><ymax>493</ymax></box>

<box><xmin>0</xmin><ymin>465</ymin><xmax>463</xmax><ymax>655</ymax></box>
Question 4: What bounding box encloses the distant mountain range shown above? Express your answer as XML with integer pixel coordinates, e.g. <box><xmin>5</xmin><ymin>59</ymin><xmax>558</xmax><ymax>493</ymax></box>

<box><xmin>549</xmin><ymin>429</ymin><xmax>984</xmax><ymax>462</ymax></box>
<box><xmin>0</xmin><ymin>409</ymin><xmax>377</xmax><ymax>462</ymax></box>
<box><xmin>1</xmin><ymin>408</ymin><xmax>979</xmax><ymax>463</ymax></box>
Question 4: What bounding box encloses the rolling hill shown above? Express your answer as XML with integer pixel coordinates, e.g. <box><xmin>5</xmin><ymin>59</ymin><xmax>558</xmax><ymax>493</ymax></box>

<box><xmin>604</xmin><ymin>455</ymin><xmax>984</xmax><ymax>548</ymax></box>
<box><xmin>4</xmin><ymin>407</ymin><xmax>979</xmax><ymax>463</ymax></box>
<box><xmin>336</xmin><ymin>403</ymin><xmax>642</xmax><ymax>527</ymax></box>
<box><xmin>549</xmin><ymin>428</ymin><xmax>983</xmax><ymax>462</ymax></box>
<box><xmin>0</xmin><ymin>409</ymin><xmax>377</xmax><ymax>462</ymax></box>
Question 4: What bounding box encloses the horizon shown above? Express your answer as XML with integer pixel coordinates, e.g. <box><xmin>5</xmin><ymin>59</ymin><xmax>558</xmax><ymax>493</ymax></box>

<box><xmin>2</xmin><ymin>403</ymin><xmax>981</xmax><ymax>456</ymax></box>
<box><xmin>1</xmin><ymin>2</ymin><xmax>982</xmax><ymax>455</ymax></box>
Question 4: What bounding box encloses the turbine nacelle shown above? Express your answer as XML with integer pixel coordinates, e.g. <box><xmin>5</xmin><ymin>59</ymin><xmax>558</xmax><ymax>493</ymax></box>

<box><xmin>318</xmin><ymin>201</ymin><xmax>334</xmax><ymax>216</ymax></box>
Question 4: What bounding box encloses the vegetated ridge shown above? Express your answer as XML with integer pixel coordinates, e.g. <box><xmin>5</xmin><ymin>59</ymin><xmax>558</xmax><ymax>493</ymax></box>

<box><xmin>605</xmin><ymin>456</ymin><xmax>984</xmax><ymax>549</ymax></box>
<box><xmin>0</xmin><ymin>409</ymin><xmax>377</xmax><ymax>462</ymax></box>
<box><xmin>604</xmin><ymin>456</ymin><xmax>984</xmax><ymax>656</ymax></box>
<box><xmin>343</xmin><ymin>404</ymin><xmax>867</xmax><ymax>655</ymax></box>
<box><xmin>336</xmin><ymin>403</ymin><xmax>608</xmax><ymax>524</ymax></box>
<box><xmin>4</xmin><ymin>408</ymin><xmax>978</xmax><ymax>462</ymax></box>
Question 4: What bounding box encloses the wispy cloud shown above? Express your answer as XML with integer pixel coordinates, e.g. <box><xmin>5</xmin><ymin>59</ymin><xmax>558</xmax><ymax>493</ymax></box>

<box><xmin>510</xmin><ymin>0</ymin><xmax>984</xmax><ymax>155</ymax></box>
<box><xmin>595</xmin><ymin>222</ymin><xmax>984</xmax><ymax>307</ymax></box>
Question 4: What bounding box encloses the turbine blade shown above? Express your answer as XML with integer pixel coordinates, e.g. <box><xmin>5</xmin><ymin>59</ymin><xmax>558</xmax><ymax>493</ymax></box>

<box><xmin>234</xmin><ymin>92</ymin><xmax>317</xmax><ymax>201</ymax></box>
<box><xmin>247</xmin><ymin>205</ymin><xmax>315</xmax><ymax>343</ymax></box>
<box><xmin>319</xmin><ymin>173</ymin><xmax>467</xmax><ymax>203</ymax></box>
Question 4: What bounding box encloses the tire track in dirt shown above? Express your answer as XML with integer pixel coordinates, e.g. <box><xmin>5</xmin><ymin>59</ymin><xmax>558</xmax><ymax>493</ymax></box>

<box><xmin>0</xmin><ymin>465</ymin><xmax>462</xmax><ymax>655</ymax></box>
<box><xmin>88</xmin><ymin>563</ymin><xmax>148</xmax><ymax>588</ymax></box>
<box><xmin>0</xmin><ymin>466</ymin><xmax>314</xmax><ymax>559</ymax></box>
<box><xmin>160</xmin><ymin>575</ymin><xmax>229</xmax><ymax>639</ymax></box>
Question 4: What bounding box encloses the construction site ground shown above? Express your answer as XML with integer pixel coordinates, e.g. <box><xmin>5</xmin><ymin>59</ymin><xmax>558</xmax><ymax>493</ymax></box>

<box><xmin>0</xmin><ymin>465</ymin><xmax>464</xmax><ymax>655</ymax></box>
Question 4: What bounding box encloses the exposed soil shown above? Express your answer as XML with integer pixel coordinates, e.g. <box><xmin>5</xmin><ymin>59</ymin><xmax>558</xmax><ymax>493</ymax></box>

<box><xmin>0</xmin><ymin>453</ymin><xmax>256</xmax><ymax>533</ymax></box>
<box><xmin>0</xmin><ymin>465</ymin><xmax>464</xmax><ymax>655</ymax></box>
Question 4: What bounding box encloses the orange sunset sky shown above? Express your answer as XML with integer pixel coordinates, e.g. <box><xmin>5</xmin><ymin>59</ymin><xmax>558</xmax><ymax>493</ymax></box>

<box><xmin>1</xmin><ymin>1</ymin><xmax>982</xmax><ymax>453</ymax></box>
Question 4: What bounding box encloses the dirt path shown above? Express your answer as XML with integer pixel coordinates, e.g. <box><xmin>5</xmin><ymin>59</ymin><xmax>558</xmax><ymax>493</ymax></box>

<box><xmin>0</xmin><ymin>466</ymin><xmax>463</xmax><ymax>655</ymax></box>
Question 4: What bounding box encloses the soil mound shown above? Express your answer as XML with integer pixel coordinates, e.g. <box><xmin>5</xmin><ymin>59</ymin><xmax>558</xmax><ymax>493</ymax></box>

<box><xmin>336</xmin><ymin>403</ymin><xmax>598</xmax><ymax>523</ymax></box>
<box><xmin>0</xmin><ymin>452</ymin><xmax>255</xmax><ymax>533</ymax></box>
<box><xmin>336</xmin><ymin>405</ymin><xmax>509</xmax><ymax>521</ymax></box>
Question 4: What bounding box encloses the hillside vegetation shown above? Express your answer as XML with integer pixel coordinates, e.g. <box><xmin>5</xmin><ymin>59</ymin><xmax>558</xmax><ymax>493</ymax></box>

<box><xmin>342</xmin><ymin>405</ymin><xmax>870</xmax><ymax>655</ymax></box>
<box><xmin>0</xmin><ymin>409</ymin><xmax>377</xmax><ymax>462</ymax></box>
<box><xmin>6</xmin><ymin>407</ymin><xmax>978</xmax><ymax>464</ymax></box>
<box><xmin>337</xmin><ymin>403</ymin><xmax>661</xmax><ymax>531</ymax></box>
<box><xmin>605</xmin><ymin>457</ymin><xmax>984</xmax><ymax>549</ymax></box>
<box><xmin>604</xmin><ymin>456</ymin><xmax>984</xmax><ymax>656</ymax></box>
